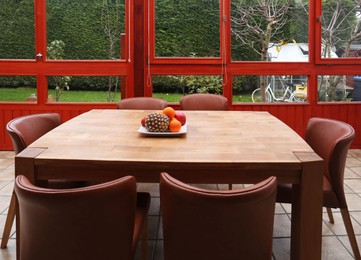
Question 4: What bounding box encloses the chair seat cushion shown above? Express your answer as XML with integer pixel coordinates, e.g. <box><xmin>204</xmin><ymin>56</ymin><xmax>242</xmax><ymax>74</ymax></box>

<box><xmin>277</xmin><ymin>176</ymin><xmax>339</xmax><ymax>208</ymax></box>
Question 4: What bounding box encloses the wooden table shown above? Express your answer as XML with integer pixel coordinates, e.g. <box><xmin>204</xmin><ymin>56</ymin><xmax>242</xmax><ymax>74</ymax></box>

<box><xmin>16</xmin><ymin>109</ymin><xmax>323</xmax><ymax>260</ymax></box>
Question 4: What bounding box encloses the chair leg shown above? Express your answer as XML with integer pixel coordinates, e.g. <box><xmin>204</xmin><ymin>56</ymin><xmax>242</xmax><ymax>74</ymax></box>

<box><xmin>228</xmin><ymin>184</ymin><xmax>232</xmax><ymax>190</ymax></box>
<box><xmin>1</xmin><ymin>192</ymin><xmax>16</xmax><ymax>249</ymax></box>
<box><xmin>340</xmin><ymin>208</ymin><xmax>361</xmax><ymax>260</ymax></box>
<box><xmin>141</xmin><ymin>217</ymin><xmax>148</xmax><ymax>260</ymax></box>
<box><xmin>326</xmin><ymin>207</ymin><xmax>334</xmax><ymax>224</ymax></box>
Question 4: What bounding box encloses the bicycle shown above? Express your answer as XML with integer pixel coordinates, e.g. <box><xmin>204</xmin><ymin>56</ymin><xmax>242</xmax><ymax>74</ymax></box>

<box><xmin>252</xmin><ymin>76</ymin><xmax>307</xmax><ymax>103</ymax></box>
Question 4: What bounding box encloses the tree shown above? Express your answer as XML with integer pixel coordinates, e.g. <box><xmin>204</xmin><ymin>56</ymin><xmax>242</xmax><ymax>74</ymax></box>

<box><xmin>321</xmin><ymin>0</ymin><xmax>360</xmax><ymax>101</ymax></box>
<box><xmin>101</xmin><ymin>0</ymin><xmax>124</xmax><ymax>102</ymax></box>
<box><xmin>231</xmin><ymin>0</ymin><xmax>292</xmax><ymax>101</ymax></box>
<box><xmin>47</xmin><ymin>40</ymin><xmax>71</xmax><ymax>101</ymax></box>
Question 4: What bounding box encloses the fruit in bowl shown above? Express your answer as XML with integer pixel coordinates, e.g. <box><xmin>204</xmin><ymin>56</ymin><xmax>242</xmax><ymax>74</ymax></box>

<box><xmin>144</xmin><ymin>112</ymin><xmax>170</xmax><ymax>132</ymax></box>
<box><xmin>169</xmin><ymin>118</ymin><xmax>182</xmax><ymax>132</ymax></box>
<box><xmin>141</xmin><ymin>107</ymin><xmax>186</xmax><ymax>133</ymax></box>
<box><xmin>174</xmin><ymin>111</ymin><xmax>186</xmax><ymax>125</ymax></box>
<box><xmin>141</xmin><ymin>116</ymin><xmax>146</xmax><ymax>127</ymax></box>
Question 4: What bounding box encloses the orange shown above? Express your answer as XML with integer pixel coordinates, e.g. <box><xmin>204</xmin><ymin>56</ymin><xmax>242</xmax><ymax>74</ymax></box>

<box><xmin>163</xmin><ymin>107</ymin><xmax>176</xmax><ymax>119</ymax></box>
<box><xmin>169</xmin><ymin>118</ymin><xmax>182</xmax><ymax>132</ymax></box>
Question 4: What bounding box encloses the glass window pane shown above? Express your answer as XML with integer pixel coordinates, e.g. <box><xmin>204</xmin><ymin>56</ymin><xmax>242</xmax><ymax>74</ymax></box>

<box><xmin>232</xmin><ymin>75</ymin><xmax>308</xmax><ymax>103</ymax></box>
<box><xmin>0</xmin><ymin>0</ymin><xmax>35</xmax><ymax>59</ymax></box>
<box><xmin>155</xmin><ymin>0</ymin><xmax>220</xmax><ymax>57</ymax></box>
<box><xmin>152</xmin><ymin>75</ymin><xmax>223</xmax><ymax>102</ymax></box>
<box><xmin>0</xmin><ymin>76</ymin><xmax>37</xmax><ymax>102</ymax></box>
<box><xmin>47</xmin><ymin>76</ymin><xmax>122</xmax><ymax>102</ymax></box>
<box><xmin>321</xmin><ymin>1</ymin><xmax>360</xmax><ymax>59</ymax></box>
<box><xmin>318</xmin><ymin>75</ymin><xmax>357</xmax><ymax>102</ymax></box>
<box><xmin>231</xmin><ymin>0</ymin><xmax>309</xmax><ymax>61</ymax></box>
<box><xmin>47</xmin><ymin>0</ymin><xmax>126</xmax><ymax>60</ymax></box>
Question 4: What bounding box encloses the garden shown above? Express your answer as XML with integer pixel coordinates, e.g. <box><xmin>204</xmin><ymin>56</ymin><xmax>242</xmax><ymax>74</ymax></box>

<box><xmin>0</xmin><ymin>0</ymin><xmax>359</xmax><ymax>103</ymax></box>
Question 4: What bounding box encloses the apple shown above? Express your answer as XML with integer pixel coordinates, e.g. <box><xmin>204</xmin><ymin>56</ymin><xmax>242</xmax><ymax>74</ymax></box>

<box><xmin>141</xmin><ymin>116</ymin><xmax>146</xmax><ymax>127</ymax></box>
<box><xmin>174</xmin><ymin>111</ymin><xmax>186</xmax><ymax>125</ymax></box>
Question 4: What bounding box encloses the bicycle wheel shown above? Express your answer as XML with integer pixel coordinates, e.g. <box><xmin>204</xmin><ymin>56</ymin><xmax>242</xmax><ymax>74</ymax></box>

<box><xmin>252</xmin><ymin>88</ymin><xmax>272</xmax><ymax>102</ymax></box>
<box><xmin>290</xmin><ymin>92</ymin><xmax>307</xmax><ymax>102</ymax></box>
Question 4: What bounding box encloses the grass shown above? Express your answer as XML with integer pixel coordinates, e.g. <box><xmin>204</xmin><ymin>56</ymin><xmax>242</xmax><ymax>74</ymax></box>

<box><xmin>0</xmin><ymin>87</ymin><xmax>253</xmax><ymax>103</ymax></box>
<box><xmin>155</xmin><ymin>93</ymin><xmax>253</xmax><ymax>102</ymax></box>
<box><xmin>0</xmin><ymin>87</ymin><xmax>37</xmax><ymax>102</ymax></box>
<box><xmin>0</xmin><ymin>88</ymin><xmax>121</xmax><ymax>102</ymax></box>
<box><xmin>153</xmin><ymin>93</ymin><xmax>184</xmax><ymax>102</ymax></box>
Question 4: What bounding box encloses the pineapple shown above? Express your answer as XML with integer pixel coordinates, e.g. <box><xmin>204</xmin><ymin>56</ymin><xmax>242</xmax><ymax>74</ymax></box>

<box><xmin>145</xmin><ymin>112</ymin><xmax>170</xmax><ymax>132</ymax></box>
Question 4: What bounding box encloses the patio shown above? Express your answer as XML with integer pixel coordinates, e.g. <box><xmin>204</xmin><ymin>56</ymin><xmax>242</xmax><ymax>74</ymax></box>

<box><xmin>1</xmin><ymin>150</ymin><xmax>361</xmax><ymax>259</ymax></box>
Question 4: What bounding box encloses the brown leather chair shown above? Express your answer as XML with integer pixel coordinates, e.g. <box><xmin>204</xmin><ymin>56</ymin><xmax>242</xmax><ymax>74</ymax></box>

<box><xmin>117</xmin><ymin>97</ymin><xmax>168</xmax><ymax>110</ymax></box>
<box><xmin>6</xmin><ymin>113</ymin><xmax>62</xmax><ymax>155</ymax></box>
<box><xmin>179</xmin><ymin>93</ymin><xmax>228</xmax><ymax>110</ymax></box>
<box><xmin>1</xmin><ymin>113</ymin><xmax>83</xmax><ymax>249</ymax></box>
<box><xmin>277</xmin><ymin>117</ymin><xmax>360</xmax><ymax>259</ymax></box>
<box><xmin>160</xmin><ymin>172</ymin><xmax>277</xmax><ymax>260</ymax></box>
<box><xmin>15</xmin><ymin>175</ymin><xmax>150</xmax><ymax>260</ymax></box>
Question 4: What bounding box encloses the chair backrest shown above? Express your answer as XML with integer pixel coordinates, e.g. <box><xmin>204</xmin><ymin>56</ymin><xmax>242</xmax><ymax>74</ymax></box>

<box><xmin>6</xmin><ymin>113</ymin><xmax>61</xmax><ymax>155</ymax></box>
<box><xmin>179</xmin><ymin>93</ymin><xmax>228</xmax><ymax>110</ymax></box>
<box><xmin>306</xmin><ymin>117</ymin><xmax>355</xmax><ymax>208</ymax></box>
<box><xmin>15</xmin><ymin>175</ymin><xmax>137</xmax><ymax>260</ymax></box>
<box><xmin>116</xmin><ymin>97</ymin><xmax>168</xmax><ymax>110</ymax></box>
<box><xmin>160</xmin><ymin>172</ymin><xmax>277</xmax><ymax>260</ymax></box>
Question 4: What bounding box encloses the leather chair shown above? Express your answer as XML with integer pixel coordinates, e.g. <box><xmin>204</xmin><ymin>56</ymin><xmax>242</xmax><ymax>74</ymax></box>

<box><xmin>15</xmin><ymin>175</ymin><xmax>150</xmax><ymax>260</ymax></box>
<box><xmin>159</xmin><ymin>172</ymin><xmax>277</xmax><ymax>260</ymax></box>
<box><xmin>117</xmin><ymin>97</ymin><xmax>168</xmax><ymax>110</ymax></box>
<box><xmin>179</xmin><ymin>93</ymin><xmax>228</xmax><ymax>110</ymax></box>
<box><xmin>277</xmin><ymin>117</ymin><xmax>361</xmax><ymax>259</ymax></box>
<box><xmin>1</xmin><ymin>113</ymin><xmax>83</xmax><ymax>249</ymax></box>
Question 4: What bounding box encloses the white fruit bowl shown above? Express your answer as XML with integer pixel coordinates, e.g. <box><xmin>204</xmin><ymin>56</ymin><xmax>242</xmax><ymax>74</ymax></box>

<box><xmin>137</xmin><ymin>123</ymin><xmax>187</xmax><ymax>136</ymax></box>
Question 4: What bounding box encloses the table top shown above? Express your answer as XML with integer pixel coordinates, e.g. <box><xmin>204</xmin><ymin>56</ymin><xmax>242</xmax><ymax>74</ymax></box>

<box><xmin>30</xmin><ymin>109</ymin><xmax>312</xmax><ymax>161</ymax></box>
<box><xmin>25</xmin><ymin>109</ymin><xmax>316</xmax><ymax>183</ymax></box>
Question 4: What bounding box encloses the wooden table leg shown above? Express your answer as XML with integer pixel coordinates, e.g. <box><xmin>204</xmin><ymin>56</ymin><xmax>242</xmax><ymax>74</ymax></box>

<box><xmin>291</xmin><ymin>152</ymin><xmax>323</xmax><ymax>260</ymax></box>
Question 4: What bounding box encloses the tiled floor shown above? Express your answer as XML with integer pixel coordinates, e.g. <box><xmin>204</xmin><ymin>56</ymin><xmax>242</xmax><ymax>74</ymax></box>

<box><xmin>1</xmin><ymin>150</ymin><xmax>361</xmax><ymax>259</ymax></box>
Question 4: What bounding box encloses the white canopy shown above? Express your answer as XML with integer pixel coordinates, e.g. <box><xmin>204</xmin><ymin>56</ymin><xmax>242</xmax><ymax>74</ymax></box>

<box><xmin>267</xmin><ymin>43</ymin><xmax>338</xmax><ymax>62</ymax></box>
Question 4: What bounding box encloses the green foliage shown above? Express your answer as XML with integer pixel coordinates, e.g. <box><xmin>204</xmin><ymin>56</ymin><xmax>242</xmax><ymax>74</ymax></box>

<box><xmin>0</xmin><ymin>0</ymin><xmax>35</xmax><ymax>59</ymax></box>
<box><xmin>153</xmin><ymin>76</ymin><xmax>186</xmax><ymax>93</ymax></box>
<box><xmin>47</xmin><ymin>40</ymin><xmax>66</xmax><ymax>60</ymax></box>
<box><xmin>155</xmin><ymin>0</ymin><xmax>220</xmax><ymax>57</ymax></box>
<box><xmin>186</xmin><ymin>75</ymin><xmax>223</xmax><ymax>94</ymax></box>
<box><xmin>47</xmin><ymin>40</ymin><xmax>72</xmax><ymax>101</ymax></box>
<box><xmin>153</xmin><ymin>75</ymin><xmax>222</xmax><ymax>95</ymax></box>
<box><xmin>47</xmin><ymin>0</ymin><xmax>125</xmax><ymax>60</ymax></box>
<box><xmin>0</xmin><ymin>76</ymin><xmax>36</xmax><ymax>88</ymax></box>
<box><xmin>233</xmin><ymin>76</ymin><xmax>258</xmax><ymax>94</ymax></box>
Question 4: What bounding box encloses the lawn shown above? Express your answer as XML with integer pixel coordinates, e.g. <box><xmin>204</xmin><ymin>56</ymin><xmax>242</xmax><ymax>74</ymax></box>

<box><xmin>0</xmin><ymin>88</ymin><xmax>121</xmax><ymax>102</ymax></box>
<box><xmin>0</xmin><ymin>88</ymin><xmax>253</xmax><ymax>103</ymax></box>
